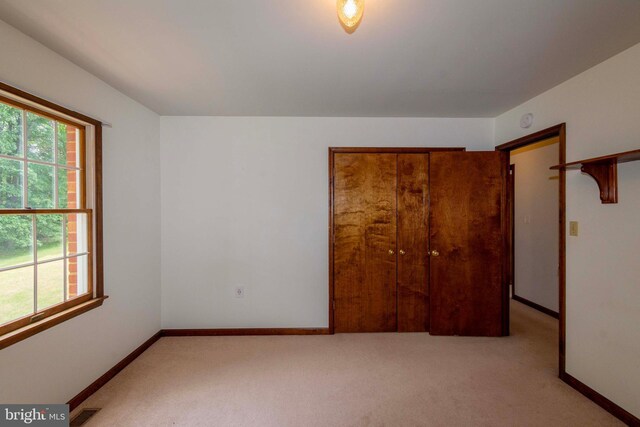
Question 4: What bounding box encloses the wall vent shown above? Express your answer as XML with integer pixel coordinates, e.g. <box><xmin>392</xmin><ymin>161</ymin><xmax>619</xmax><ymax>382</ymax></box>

<box><xmin>70</xmin><ymin>408</ymin><xmax>101</xmax><ymax>426</ymax></box>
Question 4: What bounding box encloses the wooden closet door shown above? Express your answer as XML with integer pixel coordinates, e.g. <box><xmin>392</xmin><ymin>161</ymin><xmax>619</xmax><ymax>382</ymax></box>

<box><xmin>429</xmin><ymin>152</ymin><xmax>506</xmax><ymax>336</ymax></box>
<box><xmin>397</xmin><ymin>154</ymin><xmax>430</xmax><ymax>332</ymax></box>
<box><xmin>333</xmin><ymin>153</ymin><xmax>397</xmax><ymax>332</ymax></box>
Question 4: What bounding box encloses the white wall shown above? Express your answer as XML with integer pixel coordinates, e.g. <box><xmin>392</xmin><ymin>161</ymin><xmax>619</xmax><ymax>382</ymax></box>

<box><xmin>495</xmin><ymin>43</ymin><xmax>640</xmax><ymax>417</ymax></box>
<box><xmin>160</xmin><ymin>117</ymin><xmax>494</xmax><ymax>328</ymax></box>
<box><xmin>0</xmin><ymin>20</ymin><xmax>161</xmax><ymax>403</ymax></box>
<box><xmin>511</xmin><ymin>139</ymin><xmax>559</xmax><ymax>312</ymax></box>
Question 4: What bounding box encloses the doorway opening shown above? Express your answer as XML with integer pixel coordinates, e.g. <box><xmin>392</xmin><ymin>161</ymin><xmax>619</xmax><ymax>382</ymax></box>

<box><xmin>497</xmin><ymin>124</ymin><xmax>566</xmax><ymax>376</ymax></box>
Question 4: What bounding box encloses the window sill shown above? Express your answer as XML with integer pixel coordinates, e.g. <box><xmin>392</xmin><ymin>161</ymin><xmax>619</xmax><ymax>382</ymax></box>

<box><xmin>0</xmin><ymin>296</ymin><xmax>108</xmax><ymax>350</ymax></box>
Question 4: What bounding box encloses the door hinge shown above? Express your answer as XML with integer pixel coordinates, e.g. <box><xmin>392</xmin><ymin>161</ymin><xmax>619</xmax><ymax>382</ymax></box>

<box><xmin>332</xmin><ymin>300</ymin><xmax>336</xmax><ymax>310</ymax></box>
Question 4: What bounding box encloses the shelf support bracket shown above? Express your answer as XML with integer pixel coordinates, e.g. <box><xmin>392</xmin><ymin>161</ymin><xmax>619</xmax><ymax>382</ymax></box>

<box><xmin>580</xmin><ymin>160</ymin><xmax>618</xmax><ymax>204</ymax></box>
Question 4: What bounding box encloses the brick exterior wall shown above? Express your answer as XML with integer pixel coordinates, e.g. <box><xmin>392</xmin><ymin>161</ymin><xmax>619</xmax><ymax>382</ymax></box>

<box><xmin>66</xmin><ymin>127</ymin><xmax>78</xmax><ymax>298</ymax></box>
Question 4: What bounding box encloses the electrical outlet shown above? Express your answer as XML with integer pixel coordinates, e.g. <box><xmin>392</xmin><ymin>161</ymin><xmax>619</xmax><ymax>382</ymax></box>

<box><xmin>569</xmin><ymin>221</ymin><xmax>579</xmax><ymax>237</ymax></box>
<box><xmin>234</xmin><ymin>286</ymin><xmax>245</xmax><ymax>298</ymax></box>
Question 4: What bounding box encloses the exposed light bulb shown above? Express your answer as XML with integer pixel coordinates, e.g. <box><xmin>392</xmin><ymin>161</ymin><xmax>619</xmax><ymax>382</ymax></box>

<box><xmin>337</xmin><ymin>0</ymin><xmax>364</xmax><ymax>33</ymax></box>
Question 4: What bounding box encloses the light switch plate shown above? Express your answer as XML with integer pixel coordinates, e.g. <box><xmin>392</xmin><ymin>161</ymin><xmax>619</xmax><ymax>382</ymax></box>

<box><xmin>569</xmin><ymin>221</ymin><xmax>579</xmax><ymax>236</ymax></box>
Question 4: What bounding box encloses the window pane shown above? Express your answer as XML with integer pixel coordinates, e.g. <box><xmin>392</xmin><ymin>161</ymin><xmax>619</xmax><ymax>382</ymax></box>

<box><xmin>0</xmin><ymin>103</ymin><xmax>23</xmax><ymax>157</ymax></box>
<box><xmin>37</xmin><ymin>260</ymin><xmax>63</xmax><ymax>311</ymax></box>
<box><xmin>58</xmin><ymin>167</ymin><xmax>67</xmax><ymax>208</ymax></box>
<box><xmin>57</xmin><ymin>123</ymin><xmax>80</xmax><ymax>167</ymax></box>
<box><xmin>57</xmin><ymin>122</ymin><xmax>67</xmax><ymax>165</ymax></box>
<box><xmin>27</xmin><ymin>112</ymin><xmax>54</xmax><ymax>162</ymax></box>
<box><xmin>27</xmin><ymin>163</ymin><xmax>54</xmax><ymax>208</ymax></box>
<box><xmin>35</xmin><ymin>214</ymin><xmax>63</xmax><ymax>261</ymax></box>
<box><xmin>58</xmin><ymin>168</ymin><xmax>80</xmax><ymax>209</ymax></box>
<box><xmin>0</xmin><ymin>158</ymin><xmax>24</xmax><ymax>209</ymax></box>
<box><xmin>67</xmin><ymin>255</ymin><xmax>88</xmax><ymax>299</ymax></box>
<box><xmin>66</xmin><ymin>213</ymin><xmax>87</xmax><ymax>255</ymax></box>
<box><xmin>0</xmin><ymin>215</ymin><xmax>33</xmax><ymax>268</ymax></box>
<box><xmin>0</xmin><ymin>266</ymin><xmax>34</xmax><ymax>325</ymax></box>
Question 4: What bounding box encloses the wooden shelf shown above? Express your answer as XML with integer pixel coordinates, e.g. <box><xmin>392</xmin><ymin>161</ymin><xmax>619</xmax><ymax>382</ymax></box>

<box><xmin>550</xmin><ymin>149</ymin><xmax>640</xmax><ymax>204</ymax></box>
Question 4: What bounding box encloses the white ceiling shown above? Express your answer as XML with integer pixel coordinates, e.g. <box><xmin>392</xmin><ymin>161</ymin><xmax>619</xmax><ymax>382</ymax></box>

<box><xmin>1</xmin><ymin>0</ymin><xmax>640</xmax><ymax>117</ymax></box>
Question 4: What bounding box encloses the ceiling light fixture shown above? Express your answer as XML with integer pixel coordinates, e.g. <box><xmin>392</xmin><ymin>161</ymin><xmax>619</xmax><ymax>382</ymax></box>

<box><xmin>337</xmin><ymin>0</ymin><xmax>364</xmax><ymax>33</ymax></box>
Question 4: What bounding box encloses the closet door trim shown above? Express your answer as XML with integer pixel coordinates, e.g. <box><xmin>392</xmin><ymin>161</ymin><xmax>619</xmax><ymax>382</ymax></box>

<box><xmin>328</xmin><ymin>147</ymin><xmax>465</xmax><ymax>334</ymax></box>
<box><xmin>330</xmin><ymin>147</ymin><xmax>466</xmax><ymax>154</ymax></box>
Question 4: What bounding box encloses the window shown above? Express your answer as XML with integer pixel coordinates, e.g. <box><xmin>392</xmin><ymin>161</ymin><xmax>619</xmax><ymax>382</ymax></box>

<box><xmin>0</xmin><ymin>83</ymin><xmax>103</xmax><ymax>348</ymax></box>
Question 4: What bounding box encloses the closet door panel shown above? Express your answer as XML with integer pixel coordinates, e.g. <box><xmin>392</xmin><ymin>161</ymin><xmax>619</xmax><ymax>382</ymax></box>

<box><xmin>333</xmin><ymin>154</ymin><xmax>397</xmax><ymax>332</ymax></box>
<box><xmin>397</xmin><ymin>154</ymin><xmax>430</xmax><ymax>332</ymax></box>
<box><xmin>429</xmin><ymin>152</ymin><xmax>505</xmax><ymax>336</ymax></box>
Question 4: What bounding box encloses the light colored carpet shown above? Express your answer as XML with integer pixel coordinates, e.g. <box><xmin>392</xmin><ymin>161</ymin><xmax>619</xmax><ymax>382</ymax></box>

<box><xmin>74</xmin><ymin>301</ymin><xmax>621</xmax><ymax>426</ymax></box>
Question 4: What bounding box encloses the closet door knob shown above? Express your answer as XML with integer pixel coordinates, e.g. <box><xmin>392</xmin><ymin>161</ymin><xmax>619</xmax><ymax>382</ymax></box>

<box><xmin>388</xmin><ymin>249</ymin><xmax>395</xmax><ymax>255</ymax></box>
<box><xmin>431</xmin><ymin>250</ymin><xmax>440</xmax><ymax>257</ymax></box>
<box><xmin>399</xmin><ymin>249</ymin><xmax>406</xmax><ymax>255</ymax></box>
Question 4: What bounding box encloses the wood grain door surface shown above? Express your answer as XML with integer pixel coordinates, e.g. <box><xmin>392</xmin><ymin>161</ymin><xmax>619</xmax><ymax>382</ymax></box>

<box><xmin>333</xmin><ymin>153</ymin><xmax>398</xmax><ymax>332</ymax></box>
<box><xmin>429</xmin><ymin>151</ymin><xmax>505</xmax><ymax>336</ymax></box>
<box><xmin>397</xmin><ymin>154</ymin><xmax>430</xmax><ymax>332</ymax></box>
<box><xmin>332</xmin><ymin>150</ymin><xmax>504</xmax><ymax>336</ymax></box>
